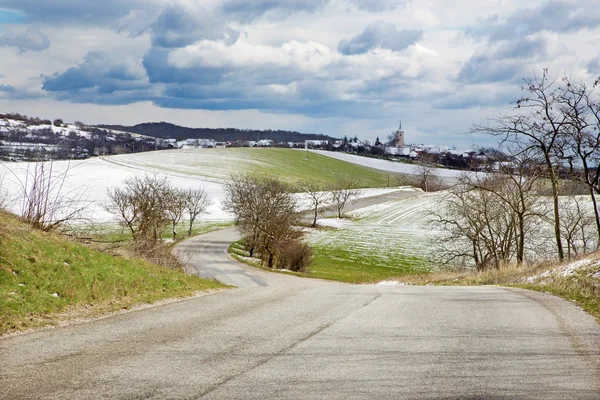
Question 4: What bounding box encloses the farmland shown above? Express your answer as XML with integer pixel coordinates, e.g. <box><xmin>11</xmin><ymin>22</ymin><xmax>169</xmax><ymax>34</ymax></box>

<box><xmin>305</xmin><ymin>192</ymin><xmax>442</xmax><ymax>282</ymax></box>
<box><xmin>109</xmin><ymin>148</ymin><xmax>393</xmax><ymax>186</ymax></box>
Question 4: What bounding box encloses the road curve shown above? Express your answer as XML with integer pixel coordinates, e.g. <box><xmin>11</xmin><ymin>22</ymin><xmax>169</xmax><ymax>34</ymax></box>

<box><xmin>1</xmin><ymin>191</ymin><xmax>600</xmax><ymax>399</ymax></box>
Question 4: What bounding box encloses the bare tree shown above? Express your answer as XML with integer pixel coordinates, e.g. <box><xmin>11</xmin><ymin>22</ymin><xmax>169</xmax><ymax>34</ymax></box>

<box><xmin>330</xmin><ymin>176</ymin><xmax>362</xmax><ymax>218</ymax></box>
<box><xmin>415</xmin><ymin>153</ymin><xmax>439</xmax><ymax>192</ymax></box>
<box><xmin>464</xmin><ymin>155</ymin><xmax>543</xmax><ymax>266</ymax></box>
<box><xmin>182</xmin><ymin>187</ymin><xmax>212</xmax><ymax>236</ymax></box>
<box><xmin>7</xmin><ymin>158</ymin><xmax>89</xmax><ymax>231</ymax></box>
<box><xmin>557</xmin><ymin>196</ymin><xmax>597</xmax><ymax>259</ymax></box>
<box><xmin>0</xmin><ymin>171</ymin><xmax>9</xmax><ymax>210</ymax></box>
<box><xmin>557</xmin><ymin>76</ymin><xmax>600</xmax><ymax>241</ymax></box>
<box><xmin>106</xmin><ymin>175</ymin><xmax>173</xmax><ymax>243</ymax></box>
<box><xmin>224</xmin><ymin>174</ymin><xmax>302</xmax><ymax>269</ymax></box>
<box><xmin>299</xmin><ymin>179</ymin><xmax>329</xmax><ymax>227</ymax></box>
<box><xmin>473</xmin><ymin>69</ymin><xmax>568</xmax><ymax>260</ymax></box>
<box><xmin>431</xmin><ymin>166</ymin><xmax>542</xmax><ymax>270</ymax></box>
<box><xmin>165</xmin><ymin>189</ymin><xmax>186</xmax><ymax>240</ymax></box>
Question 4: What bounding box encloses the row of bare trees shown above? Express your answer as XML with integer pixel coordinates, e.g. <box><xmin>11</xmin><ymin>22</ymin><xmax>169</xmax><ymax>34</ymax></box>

<box><xmin>299</xmin><ymin>176</ymin><xmax>362</xmax><ymax>227</ymax></box>
<box><xmin>434</xmin><ymin>69</ymin><xmax>600</xmax><ymax>269</ymax></box>
<box><xmin>106</xmin><ymin>175</ymin><xmax>211</xmax><ymax>245</ymax></box>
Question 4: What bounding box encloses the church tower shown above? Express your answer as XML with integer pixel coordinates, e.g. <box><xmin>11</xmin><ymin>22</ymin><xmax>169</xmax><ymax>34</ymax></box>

<box><xmin>394</xmin><ymin>121</ymin><xmax>405</xmax><ymax>147</ymax></box>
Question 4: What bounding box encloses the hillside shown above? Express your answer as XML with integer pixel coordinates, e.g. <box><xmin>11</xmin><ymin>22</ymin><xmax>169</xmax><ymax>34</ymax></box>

<box><xmin>0</xmin><ymin>114</ymin><xmax>170</xmax><ymax>161</ymax></box>
<box><xmin>110</xmin><ymin>148</ymin><xmax>392</xmax><ymax>186</ymax></box>
<box><xmin>0</xmin><ymin>210</ymin><xmax>225</xmax><ymax>335</ymax></box>
<box><xmin>97</xmin><ymin>122</ymin><xmax>337</xmax><ymax>142</ymax></box>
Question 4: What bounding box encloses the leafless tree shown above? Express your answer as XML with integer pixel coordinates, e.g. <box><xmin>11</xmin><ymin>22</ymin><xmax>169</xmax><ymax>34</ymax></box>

<box><xmin>330</xmin><ymin>176</ymin><xmax>362</xmax><ymax>218</ymax></box>
<box><xmin>415</xmin><ymin>153</ymin><xmax>439</xmax><ymax>192</ymax></box>
<box><xmin>7</xmin><ymin>158</ymin><xmax>89</xmax><ymax>231</ymax></box>
<box><xmin>464</xmin><ymin>155</ymin><xmax>543</xmax><ymax>266</ymax></box>
<box><xmin>473</xmin><ymin>69</ymin><xmax>569</xmax><ymax>260</ymax></box>
<box><xmin>182</xmin><ymin>187</ymin><xmax>212</xmax><ymax>236</ymax></box>
<box><xmin>557</xmin><ymin>196</ymin><xmax>597</xmax><ymax>259</ymax></box>
<box><xmin>556</xmin><ymin>76</ymin><xmax>600</xmax><ymax>240</ymax></box>
<box><xmin>431</xmin><ymin>165</ymin><xmax>542</xmax><ymax>270</ymax></box>
<box><xmin>106</xmin><ymin>175</ymin><xmax>172</xmax><ymax>243</ymax></box>
<box><xmin>299</xmin><ymin>179</ymin><xmax>329</xmax><ymax>227</ymax></box>
<box><xmin>165</xmin><ymin>189</ymin><xmax>186</xmax><ymax>240</ymax></box>
<box><xmin>224</xmin><ymin>174</ymin><xmax>302</xmax><ymax>268</ymax></box>
<box><xmin>0</xmin><ymin>171</ymin><xmax>9</xmax><ymax>210</ymax></box>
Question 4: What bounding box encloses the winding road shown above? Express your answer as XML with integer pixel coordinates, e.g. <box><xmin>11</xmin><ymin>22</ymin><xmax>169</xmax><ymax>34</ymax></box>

<box><xmin>1</xmin><ymin>190</ymin><xmax>600</xmax><ymax>399</ymax></box>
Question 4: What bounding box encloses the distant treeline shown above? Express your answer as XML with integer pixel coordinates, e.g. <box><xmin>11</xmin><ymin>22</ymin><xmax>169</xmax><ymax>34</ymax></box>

<box><xmin>96</xmin><ymin>122</ymin><xmax>338</xmax><ymax>143</ymax></box>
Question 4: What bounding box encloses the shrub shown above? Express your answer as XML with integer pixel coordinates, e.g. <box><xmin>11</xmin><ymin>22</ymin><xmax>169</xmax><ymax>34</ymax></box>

<box><xmin>276</xmin><ymin>239</ymin><xmax>312</xmax><ymax>272</ymax></box>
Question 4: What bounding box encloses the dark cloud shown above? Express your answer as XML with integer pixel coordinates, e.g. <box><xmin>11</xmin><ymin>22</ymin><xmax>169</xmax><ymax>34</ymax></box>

<box><xmin>42</xmin><ymin>52</ymin><xmax>147</xmax><ymax>94</ymax></box>
<box><xmin>150</xmin><ymin>2</ymin><xmax>239</xmax><ymax>48</ymax></box>
<box><xmin>458</xmin><ymin>37</ymin><xmax>547</xmax><ymax>83</ymax></box>
<box><xmin>0</xmin><ymin>84</ymin><xmax>16</xmax><ymax>93</ymax></box>
<box><xmin>467</xmin><ymin>0</ymin><xmax>600</xmax><ymax>42</ymax></box>
<box><xmin>338</xmin><ymin>21</ymin><xmax>422</xmax><ymax>55</ymax></box>
<box><xmin>143</xmin><ymin>48</ymin><xmax>229</xmax><ymax>85</ymax></box>
<box><xmin>219</xmin><ymin>0</ymin><xmax>327</xmax><ymax>22</ymax></box>
<box><xmin>0</xmin><ymin>28</ymin><xmax>50</xmax><ymax>52</ymax></box>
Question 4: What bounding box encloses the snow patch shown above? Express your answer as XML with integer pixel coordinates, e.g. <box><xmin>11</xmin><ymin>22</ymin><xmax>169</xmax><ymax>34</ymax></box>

<box><xmin>376</xmin><ymin>280</ymin><xmax>405</xmax><ymax>286</ymax></box>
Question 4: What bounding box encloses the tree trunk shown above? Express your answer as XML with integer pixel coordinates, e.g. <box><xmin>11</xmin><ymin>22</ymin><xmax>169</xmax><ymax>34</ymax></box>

<box><xmin>268</xmin><ymin>253</ymin><xmax>274</xmax><ymax>269</ymax></box>
<box><xmin>517</xmin><ymin>215</ymin><xmax>524</xmax><ymax>267</ymax></box>
<box><xmin>548</xmin><ymin>165</ymin><xmax>564</xmax><ymax>261</ymax></box>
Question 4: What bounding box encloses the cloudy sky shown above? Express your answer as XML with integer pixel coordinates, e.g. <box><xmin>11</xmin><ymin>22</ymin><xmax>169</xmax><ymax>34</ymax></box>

<box><xmin>0</xmin><ymin>0</ymin><xmax>599</xmax><ymax>147</ymax></box>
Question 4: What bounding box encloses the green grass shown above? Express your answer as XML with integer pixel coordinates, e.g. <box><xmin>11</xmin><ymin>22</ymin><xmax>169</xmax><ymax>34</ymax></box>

<box><xmin>308</xmin><ymin>245</ymin><xmax>428</xmax><ymax>283</ymax></box>
<box><xmin>0</xmin><ymin>211</ymin><xmax>227</xmax><ymax>335</ymax></box>
<box><xmin>114</xmin><ymin>148</ymin><xmax>393</xmax><ymax>187</ymax></box>
<box><xmin>228</xmin><ymin>239</ymin><xmax>428</xmax><ymax>284</ymax></box>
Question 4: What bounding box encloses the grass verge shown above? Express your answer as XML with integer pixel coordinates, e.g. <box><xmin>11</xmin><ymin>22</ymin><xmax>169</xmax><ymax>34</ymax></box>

<box><xmin>0</xmin><ymin>211</ymin><xmax>227</xmax><ymax>335</ymax></box>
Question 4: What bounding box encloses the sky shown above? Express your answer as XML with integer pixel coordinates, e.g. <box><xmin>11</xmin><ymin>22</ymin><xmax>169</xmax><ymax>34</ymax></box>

<box><xmin>0</xmin><ymin>0</ymin><xmax>599</xmax><ymax>148</ymax></box>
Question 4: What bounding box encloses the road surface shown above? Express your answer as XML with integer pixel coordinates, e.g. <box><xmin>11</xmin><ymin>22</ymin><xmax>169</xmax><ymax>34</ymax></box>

<box><xmin>1</xmin><ymin>190</ymin><xmax>600</xmax><ymax>399</ymax></box>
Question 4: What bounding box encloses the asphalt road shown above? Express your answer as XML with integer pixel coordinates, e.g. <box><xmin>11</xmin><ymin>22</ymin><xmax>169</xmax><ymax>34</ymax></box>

<box><xmin>2</xmin><ymin>190</ymin><xmax>600</xmax><ymax>399</ymax></box>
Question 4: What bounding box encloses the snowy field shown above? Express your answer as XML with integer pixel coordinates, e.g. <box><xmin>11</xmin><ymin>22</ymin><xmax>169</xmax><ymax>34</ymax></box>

<box><xmin>307</xmin><ymin>191</ymin><xmax>600</xmax><ymax>272</ymax></box>
<box><xmin>307</xmin><ymin>192</ymin><xmax>444</xmax><ymax>272</ymax></box>
<box><xmin>0</xmin><ymin>156</ymin><xmax>403</xmax><ymax>226</ymax></box>
<box><xmin>0</xmin><ymin>158</ymin><xmax>229</xmax><ymax>224</ymax></box>
<box><xmin>307</xmin><ymin>149</ymin><xmax>467</xmax><ymax>179</ymax></box>
<box><xmin>108</xmin><ymin>149</ymin><xmax>256</xmax><ymax>181</ymax></box>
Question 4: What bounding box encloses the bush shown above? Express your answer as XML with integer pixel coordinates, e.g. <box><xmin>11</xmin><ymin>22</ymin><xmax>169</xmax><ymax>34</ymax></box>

<box><xmin>276</xmin><ymin>239</ymin><xmax>312</xmax><ymax>272</ymax></box>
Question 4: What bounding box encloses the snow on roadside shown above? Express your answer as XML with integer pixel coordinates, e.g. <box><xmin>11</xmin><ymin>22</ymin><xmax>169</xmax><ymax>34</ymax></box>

<box><xmin>525</xmin><ymin>257</ymin><xmax>600</xmax><ymax>283</ymax></box>
<box><xmin>375</xmin><ymin>280</ymin><xmax>406</xmax><ymax>286</ymax></box>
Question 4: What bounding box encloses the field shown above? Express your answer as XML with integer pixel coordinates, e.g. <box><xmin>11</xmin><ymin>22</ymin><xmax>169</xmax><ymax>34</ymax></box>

<box><xmin>0</xmin><ymin>148</ymin><xmax>399</xmax><ymax>225</ymax></box>
<box><xmin>309</xmin><ymin>150</ymin><xmax>466</xmax><ymax>179</ymax></box>
<box><xmin>303</xmin><ymin>192</ymin><xmax>442</xmax><ymax>282</ymax></box>
<box><xmin>110</xmin><ymin>148</ymin><xmax>393</xmax><ymax>186</ymax></box>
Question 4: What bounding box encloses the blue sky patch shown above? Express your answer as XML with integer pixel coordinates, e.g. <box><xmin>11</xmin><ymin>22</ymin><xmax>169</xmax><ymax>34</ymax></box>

<box><xmin>0</xmin><ymin>9</ymin><xmax>26</xmax><ymax>24</ymax></box>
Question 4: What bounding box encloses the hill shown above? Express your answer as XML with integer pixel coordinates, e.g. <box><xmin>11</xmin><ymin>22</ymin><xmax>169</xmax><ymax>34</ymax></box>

<box><xmin>110</xmin><ymin>148</ymin><xmax>392</xmax><ymax>187</ymax></box>
<box><xmin>0</xmin><ymin>210</ymin><xmax>225</xmax><ymax>335</ymax></box>
<box><xmin>97</xmin><ymin>122</ymin><xmax>338</xmax><ymax>142</ymax></box>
